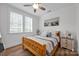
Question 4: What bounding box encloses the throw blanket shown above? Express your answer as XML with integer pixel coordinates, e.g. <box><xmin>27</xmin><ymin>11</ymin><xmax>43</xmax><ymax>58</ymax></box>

<box><xmin>34</xmin><ymin>35</ymin><xmax>58</xmax><ymax>56</ymax></box>
<box><xmin>24</xmin><ymin>35</ymin><xmax>58</xmax><ymax>56</ymax></box>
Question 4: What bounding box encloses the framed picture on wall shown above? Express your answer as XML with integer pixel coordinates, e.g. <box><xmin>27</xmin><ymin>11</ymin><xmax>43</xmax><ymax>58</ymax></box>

<box><xmin>44</xmin><ymin>17</ymin><xmax>59</xmax><ymax>27</ymax></box>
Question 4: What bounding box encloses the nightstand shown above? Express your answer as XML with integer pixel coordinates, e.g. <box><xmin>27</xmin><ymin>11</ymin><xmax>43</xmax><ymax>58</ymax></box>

<box><xmin>61</xmin><ymin>37</ymin><xmax>74</xmax><ymax>51</ymax></box>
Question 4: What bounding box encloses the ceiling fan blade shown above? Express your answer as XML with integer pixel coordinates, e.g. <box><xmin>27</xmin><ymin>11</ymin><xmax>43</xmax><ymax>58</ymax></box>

<box><xmin>39</xmin><ymin>6</ymin><xmax>46</xmax><ymax>10</ymax></box>
<box><xmin>34</xmin><ymin>9</ymin><xmax>36</xmax><ymax>13</ymax></box>
<box><xmin>24</xmin><ymin>5</ymin><xmax>32</xmax><ymax>7</ymax></box>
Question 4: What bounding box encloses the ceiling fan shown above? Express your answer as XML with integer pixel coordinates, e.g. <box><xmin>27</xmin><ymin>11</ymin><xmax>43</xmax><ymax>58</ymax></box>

<box><xmin>24</xmin><ymin>3</ymin><xmax>46</xmax><ymax>13</ymax></box>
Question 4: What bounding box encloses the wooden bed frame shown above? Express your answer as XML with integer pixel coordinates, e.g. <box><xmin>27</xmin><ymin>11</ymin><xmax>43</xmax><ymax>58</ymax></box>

<box><xmin>22</xmin><ymin>32</ymin><xmax>61</xmax><ymax>56</ymax></box>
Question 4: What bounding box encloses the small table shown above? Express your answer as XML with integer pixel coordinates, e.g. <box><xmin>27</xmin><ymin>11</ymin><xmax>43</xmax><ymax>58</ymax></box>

<box><xmin>61</xmin><ymin>37</ymin><xmax>74</xmax><ymax>51</ymax></box>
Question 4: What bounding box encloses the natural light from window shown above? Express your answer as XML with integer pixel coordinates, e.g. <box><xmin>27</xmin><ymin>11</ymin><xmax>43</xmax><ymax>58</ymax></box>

<box><xmin>10</xmin><ymin>12</ymin><xmax>32</xmax><ymax>33</ymax></box>
<box><xmin>25</xmin><ymin>16</ymin><xmax>32</xmax><ymax>32</ymax></box>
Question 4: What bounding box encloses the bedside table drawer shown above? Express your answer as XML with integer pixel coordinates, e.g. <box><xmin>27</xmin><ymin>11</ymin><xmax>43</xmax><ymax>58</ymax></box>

<box><xmin>61</xmin><ymin>43</ymin><xmax>67</xmax><ymax>48</ymax></box>
<box><xmin>67</xmin><ymin>43</ymin><xmax>72</xmax><ymax>50</ymax></box>
<box><xmin>61</xmin><ymin>39</ymin><xmax>67</xmax><ymax>43</ymax></box>
<box><xmin>61</xmin><ymin>39</ymin><xmax>67</xmax><ymax>48</ymax></box>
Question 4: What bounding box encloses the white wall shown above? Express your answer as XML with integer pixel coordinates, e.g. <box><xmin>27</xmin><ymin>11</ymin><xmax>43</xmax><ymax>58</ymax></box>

<box><xmin>76</xmin><ymin>4</ymin><xmax>79</xmax><ymax>53</ymax></box>
<box><xmin>0</xmin><ymin>4</ymin><xmax>39</xmax><ymax>49</ymax></box>
<box><xmin>39</xmin><ymin>5</ymin><xmax>76</xmax><ymax>37</ymax></box>
<box><xmin>39</xmin><ymin>5</ymin><xmax>77</xmax><ymax>51</ymax></box>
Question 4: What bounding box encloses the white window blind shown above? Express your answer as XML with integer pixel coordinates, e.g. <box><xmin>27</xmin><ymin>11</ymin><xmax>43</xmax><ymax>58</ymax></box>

<box><xmin>24</xmin><ymin>16</ymin><xmax>32</xmax><ymax>32</ymax></box>
<box><xmin>10</xmin><ymin>12</ymin><xmax>23</xmax><ymax>33</ymax></box>
<box><xmin>9</xmin><ymin>11</ymin><xmax>33</xmax><ymax>33</ymax></box>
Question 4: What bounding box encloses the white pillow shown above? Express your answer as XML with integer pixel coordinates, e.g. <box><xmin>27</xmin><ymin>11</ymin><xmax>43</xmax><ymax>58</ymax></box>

<box><xmin>51</xmin><ymin>34</ymin><xmax>59</xmax><ymax>42</ymax></box>
<box><xmin>40</xmin><ymin>31</ymin><xmax>47</xmax><ymax>37</ymax></box>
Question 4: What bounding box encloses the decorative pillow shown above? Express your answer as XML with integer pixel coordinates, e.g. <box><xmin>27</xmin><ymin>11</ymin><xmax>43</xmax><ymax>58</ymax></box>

<box><xmin>51</xmin><ymin>31</ymin><xmax>59</xmax><ymax>38</ymax></box>
<box><xmin>40</xmin><ymin>31</ymin><xmax>52</xmax><ymax>37</ymax></box>
<box><xmin>40</xmin><ymin>31</ymin><xmax>48</xmax><ymax>37</ymax></box>
<box><xmin>51</xmin><ymin>33</ymin><xmax>56</xmax><ymax>37</ymax></box>
<box><xmin>46</xmin><ymin>32</ymin><xmax>52</xmax><ymax>37</ymax></box>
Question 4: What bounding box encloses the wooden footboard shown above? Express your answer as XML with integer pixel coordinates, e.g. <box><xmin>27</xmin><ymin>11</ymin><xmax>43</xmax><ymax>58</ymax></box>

<box><xmin>22</xmin><ymin>37</ymin><xmax>46</xmax><ymax>56</ymax></box>
<box><xmin>22</xmin><ymin>32</ymin><xmax>60</xmax><ymax>56</ymax></box>
<box><xmin>51</xmin><ymin>42</ymin><xmax>60</xmax><ymax>56</ymax></box>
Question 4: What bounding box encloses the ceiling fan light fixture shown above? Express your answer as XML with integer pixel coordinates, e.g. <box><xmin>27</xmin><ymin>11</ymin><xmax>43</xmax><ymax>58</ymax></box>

<box><xmin>32</xmin><ymin>3</ymin><xmax>39</xmax><ymax>9</ymax></box>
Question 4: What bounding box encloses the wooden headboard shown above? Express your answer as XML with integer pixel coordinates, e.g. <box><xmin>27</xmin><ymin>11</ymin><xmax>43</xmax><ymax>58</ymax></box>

<box><xmin>55</xmin><ymin>31</ymin><xmax>60</xmax><ymax>37</ymax></box>
<box><xmin>55</xmin><ymin>31</ymin><xmax>61</xmax><ymax>43</ymax></box>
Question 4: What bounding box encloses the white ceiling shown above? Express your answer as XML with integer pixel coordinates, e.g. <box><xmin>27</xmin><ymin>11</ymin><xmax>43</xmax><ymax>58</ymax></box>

<box><xmin>9</xmin><ymin>3</ymin><xmax>74</xmax><ymax>17</ymax></box>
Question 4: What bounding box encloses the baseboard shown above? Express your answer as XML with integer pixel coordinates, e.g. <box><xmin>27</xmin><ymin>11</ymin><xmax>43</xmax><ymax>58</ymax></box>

<box><xmin>5</xmin><ymin>44</ymin><xmax>21</xmax><ymax>50</ymax></box>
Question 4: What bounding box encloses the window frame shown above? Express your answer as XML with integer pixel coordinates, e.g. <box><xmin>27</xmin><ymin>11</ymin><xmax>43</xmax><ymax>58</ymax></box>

<box><xmin>24</xmin><ymin>16</ymin><xmax>33</xmax><ymax>32</ymax></box>
<box><xmin>9</xmin><ymin>11</ymin><xmax>33</xmax><ymax>33</ymax></box>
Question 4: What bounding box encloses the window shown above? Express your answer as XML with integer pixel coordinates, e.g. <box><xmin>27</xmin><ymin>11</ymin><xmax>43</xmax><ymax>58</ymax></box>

<box><xmin>10</xmin><ymin>12</ymin><xmax>23</xmax><ymax>33</ymax></box>
<box><xmin>24</xmin><ymin>16</ymin><xmax>32</xmax><ymax>32</ymax></box>
<box><xmin>9</xmin><ymin>11</ymin><xmax>32</xmax><ymax>33</ymax></box>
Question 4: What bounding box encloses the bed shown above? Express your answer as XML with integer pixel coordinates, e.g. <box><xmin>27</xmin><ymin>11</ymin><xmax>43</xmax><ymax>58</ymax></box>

<box><xmin>22</xmin><ymin>31</ymin><xmax>61</xmax><ymax>56</ymax></box>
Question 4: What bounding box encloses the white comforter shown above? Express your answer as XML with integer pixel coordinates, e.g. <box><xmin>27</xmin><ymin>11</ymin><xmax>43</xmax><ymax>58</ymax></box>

<box><xmin>24</xmin><ymin>35</ymin><xmax>59</xmax><ymax>55</ymax></box>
